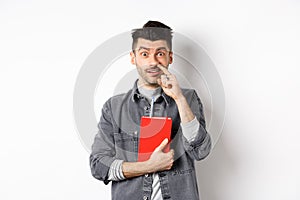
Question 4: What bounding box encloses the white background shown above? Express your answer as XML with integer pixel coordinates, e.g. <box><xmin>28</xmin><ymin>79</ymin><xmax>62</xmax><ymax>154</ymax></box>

<box><xmin>1</xmin><ymin>0</ymin><xmax>300</xmax><ymax>199</ymax></box>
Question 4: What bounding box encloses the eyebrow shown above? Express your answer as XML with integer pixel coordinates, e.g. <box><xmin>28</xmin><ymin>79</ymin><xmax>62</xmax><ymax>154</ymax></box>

<box><xmin>137</xmin><ymin>46</ymin><xmax>168</xmax><ymax>51</ymax></box>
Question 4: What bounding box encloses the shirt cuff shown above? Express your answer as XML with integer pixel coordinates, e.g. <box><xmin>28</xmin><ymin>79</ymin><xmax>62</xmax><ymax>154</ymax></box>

<box><xmin>108</xmin><ymin>159</ymin><xmax>125</xmax><ymax>181</ymax></box>
<box><xmin>181</xmin><ymin>117</ymin><xmax>200</xmax><ymax>142</ymax></box>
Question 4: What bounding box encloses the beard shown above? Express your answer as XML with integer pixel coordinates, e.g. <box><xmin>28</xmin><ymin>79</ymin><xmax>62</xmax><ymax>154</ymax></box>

<box><xmin>136</xmin><ymin>65</ymin><xmax>161</xmax><ymax>88</ymax></box>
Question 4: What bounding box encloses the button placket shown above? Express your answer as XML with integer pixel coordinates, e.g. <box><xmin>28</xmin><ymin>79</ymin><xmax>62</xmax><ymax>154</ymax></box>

<box><xmin>133</xmin><ymin>130</ymin><xmax>138</xmax><ymax>154</ymax></box>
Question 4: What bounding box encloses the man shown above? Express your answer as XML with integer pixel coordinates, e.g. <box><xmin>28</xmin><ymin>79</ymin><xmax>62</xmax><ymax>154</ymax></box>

<box><xmin>90</xmin><ymin>21</ymin><xmax>211</xmax><ymax>200</ymax></box>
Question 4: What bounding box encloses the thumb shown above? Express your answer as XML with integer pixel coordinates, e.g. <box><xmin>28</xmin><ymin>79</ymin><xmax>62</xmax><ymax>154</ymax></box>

<box><xmin>154</xmin><ymin>138</ymin><xmax>168</xmax><ymax>152</ymax></box>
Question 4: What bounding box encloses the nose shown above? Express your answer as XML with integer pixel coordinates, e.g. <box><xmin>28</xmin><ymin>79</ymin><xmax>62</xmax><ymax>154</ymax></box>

<box><xmin>148</xmin><ymin>53</ymin><xmax>159</xmax><ymax>66</ymax></box>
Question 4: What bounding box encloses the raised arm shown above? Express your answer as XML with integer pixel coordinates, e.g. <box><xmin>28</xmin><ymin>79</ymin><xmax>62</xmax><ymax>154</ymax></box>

<box><xmin>157</xmin><ymin>64</ymin><xmax>211</xmax><ymax>160</ymax></box>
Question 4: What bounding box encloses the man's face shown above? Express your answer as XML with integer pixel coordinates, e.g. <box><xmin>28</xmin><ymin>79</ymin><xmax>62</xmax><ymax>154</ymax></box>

<box><xmin>130</xmin><ymin>38</ymin><xmax>173</xmax><ymax>88</ymax></box>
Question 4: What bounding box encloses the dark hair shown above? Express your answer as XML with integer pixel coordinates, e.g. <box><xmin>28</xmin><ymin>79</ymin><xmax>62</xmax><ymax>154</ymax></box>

<box><xmin>131</xmin><ymin>21</ymin><xmax>173</xmax><ymax>51</ymax></box>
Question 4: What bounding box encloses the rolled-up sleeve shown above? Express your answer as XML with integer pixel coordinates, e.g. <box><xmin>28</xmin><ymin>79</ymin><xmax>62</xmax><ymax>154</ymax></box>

<box><xmin>182</xmin><ymin>90</ymin><xmax>212</xmax><ymax>161</ymax></box>
<box><xmin>181</xmin><ymin>116</ymin><xmax>200</xmax><ymax>142</ymax></box>
<box><xmin>108</xmin><ymin>159</ymin><xmax>125</xmax><ymax>181</ymax></box>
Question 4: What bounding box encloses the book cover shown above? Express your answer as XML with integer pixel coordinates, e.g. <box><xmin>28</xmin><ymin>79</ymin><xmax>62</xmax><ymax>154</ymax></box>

<box><xmin>138</xmin><ymin>116</ymin><xmax>172</xmax><ymax>162</ymax></box>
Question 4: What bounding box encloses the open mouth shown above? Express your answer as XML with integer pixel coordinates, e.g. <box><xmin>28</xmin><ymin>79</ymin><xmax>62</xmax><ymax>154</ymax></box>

<box><xmin>146</xmin><ymin>68</ymin><xmax>162</xmax><ymax>76</ymax></box>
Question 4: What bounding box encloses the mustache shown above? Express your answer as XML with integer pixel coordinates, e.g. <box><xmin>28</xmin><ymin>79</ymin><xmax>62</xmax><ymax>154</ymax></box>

<box><xmin>144</xmin><ymin>66</ymin><xmax>162</xmax><ymax>70</ymax></box>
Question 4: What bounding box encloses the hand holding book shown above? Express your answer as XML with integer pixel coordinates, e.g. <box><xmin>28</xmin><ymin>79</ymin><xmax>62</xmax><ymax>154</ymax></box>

<box><xmin>145</xmin><ymin>138</ymin><xmax>174</xmax><ymax>172</ymax></box>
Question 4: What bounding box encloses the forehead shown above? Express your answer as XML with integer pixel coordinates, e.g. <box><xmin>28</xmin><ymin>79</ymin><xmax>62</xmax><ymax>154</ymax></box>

<box><xmin>135</xmin><ymin>38</ymin><xmax>169</xmax><ymax>50</ymax></box>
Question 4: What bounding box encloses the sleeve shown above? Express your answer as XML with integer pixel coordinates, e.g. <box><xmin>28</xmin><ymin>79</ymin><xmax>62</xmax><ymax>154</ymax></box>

<box><xmin>181</xmin><ymin>116</ymin><xmax>200</xmax><ymax>142</ymax></box>
<box><xmin>108</xmin><ymin>159</ymin><xmax>125</xmax><ymax>181</ymax></box>
<box><xmin>89</xmin><ymin>100</ymin><xmax>123</xmax><ymax>184</ymax></box>
<box><xmin>182</xmin><ymin>90</ymin><xmax>212</xmax><ymax>161</ymax></box>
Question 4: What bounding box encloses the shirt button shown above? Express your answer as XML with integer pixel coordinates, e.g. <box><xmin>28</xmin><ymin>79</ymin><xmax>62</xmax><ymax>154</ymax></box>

<box><xmin>144</xmin><ymin>106</ymin><xmax>149</xmax><ymax>111</ymax></box>
<box><xmin>143</xmin><ymin>196</ymin><xmax>148</xmax><ymax>200</ymax></box>
<box><xmin>145</xmin><ymin>174</ymin><xmax>148</xmax><ymax>177</ymax></box>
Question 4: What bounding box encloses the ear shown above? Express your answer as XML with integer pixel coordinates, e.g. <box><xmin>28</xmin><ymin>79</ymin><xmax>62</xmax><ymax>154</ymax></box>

<box><xmin>169</xmin><ymin>51</ymin><xmax>173</xmax><ymax>64</ymax></box>
<box><xmin>130</xmin><ymin>51</ymin><xmax>136</xmax><ymax>65</ymax></box>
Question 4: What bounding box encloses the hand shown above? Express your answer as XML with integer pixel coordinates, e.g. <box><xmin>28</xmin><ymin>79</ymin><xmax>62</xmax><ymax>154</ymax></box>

<box><xmin>157</xmin><ymin>64</ymin><xmax>184</xmax><ymax>100</ymax></box>
<box><xmin>146</xmin><ymin>138</ymin><xmax>174</xmax><ymax>173</ymax></box>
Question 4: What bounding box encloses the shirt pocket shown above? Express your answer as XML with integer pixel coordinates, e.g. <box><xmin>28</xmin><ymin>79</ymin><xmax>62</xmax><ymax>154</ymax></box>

<box><xmin>171</xmin><ymin>168</ymin><xmax>193</xmax><ymax>176</ymax></box>
<box><xmin>114</xmin><ymin>131</ymin><xmax>138</xmax><ymax>161</ymax></box>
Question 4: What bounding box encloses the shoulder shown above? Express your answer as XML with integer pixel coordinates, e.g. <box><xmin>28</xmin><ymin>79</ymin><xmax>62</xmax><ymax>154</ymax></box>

<box><xmin>180</xmin><ymin>88</ymin><xmax>203</xmax><ymax>105</ymax></box>
<box><xmin>102</xmin><ymin>89</ymin><xmax>133</xmax><ymax>108</ymax></box>
<box><xmin>181</xmin><ymin>88</ymin><xmax>196</xmax><ymax>95</ymax></box>
<box><xmin>181</xmin><ymin>88</ymin><xmax>198</xmax><ymax>98</ymax></box>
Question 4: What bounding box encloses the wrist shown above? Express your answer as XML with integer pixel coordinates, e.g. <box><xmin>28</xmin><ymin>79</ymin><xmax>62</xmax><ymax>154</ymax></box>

<box><xmin>143</xmin><ymin>160</ymin><xmax>154</xmax><ymax>174</ymax></box>
<box><xmin>174</xmin><ymin>94</ymin><xmax>186</xmax><ymax>103</ymax></box>
<box><xmin>122</xmin><ymin>160</ymin><xmax>154</xmax><ymax>178</ymax></box>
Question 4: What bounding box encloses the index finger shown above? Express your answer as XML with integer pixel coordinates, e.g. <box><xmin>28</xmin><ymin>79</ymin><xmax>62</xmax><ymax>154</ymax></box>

<box><xmin>157</xmin><ymin>64</ymin><xmax>171</xmax><ymax>75</ymax></box>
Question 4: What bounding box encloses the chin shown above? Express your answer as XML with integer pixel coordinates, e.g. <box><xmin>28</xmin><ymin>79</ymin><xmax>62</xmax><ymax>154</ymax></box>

<box><xmin>150</xmin><ymin>79</ymin><xmax>159</xmax><ymax>85</ymax></box>
<box><xmin>146</xmin><ymin>80</ymin><xmax>159</xmax><ymax>87</ymax></box>
<box><xmin>150</xmin><ymin>83</ymin><xmax>159</xmax><ymax>87</ymax></box>
<box><xmin>139</xmin><ymin>77</ymin><xmax>160</xmax><ymax>87</ymax></box>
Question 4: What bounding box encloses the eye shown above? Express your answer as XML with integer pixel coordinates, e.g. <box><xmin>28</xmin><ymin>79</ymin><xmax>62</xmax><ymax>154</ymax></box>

<box><xmin>156</xmin><ymin>52</ymin><xmax>166</xmax><ymax>57</ymax></box>
<box><xmin>141</xmin><ymin>52</ymin><xmax>148</xmax><ymax>57</ymax></box>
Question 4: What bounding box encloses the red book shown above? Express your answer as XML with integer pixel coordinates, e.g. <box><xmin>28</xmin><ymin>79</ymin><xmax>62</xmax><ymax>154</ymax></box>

<box><xmin>138</xmin><ymin>116</ymin><xmax>172</xmax><ymax>162</ymax></box>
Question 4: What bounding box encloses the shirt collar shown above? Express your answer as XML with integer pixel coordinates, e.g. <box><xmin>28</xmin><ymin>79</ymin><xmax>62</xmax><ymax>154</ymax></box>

<box><xmin>131</xmin><ymin>79</ymin><xmax>171</xmax><ymax>105</ymax></box>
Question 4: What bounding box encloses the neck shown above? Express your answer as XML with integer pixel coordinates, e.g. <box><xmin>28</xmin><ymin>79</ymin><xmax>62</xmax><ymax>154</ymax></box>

<box><xmin>138</xmin><ymin>83</ymin><xmax>162</xmax><ymax>103</ymax></box>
